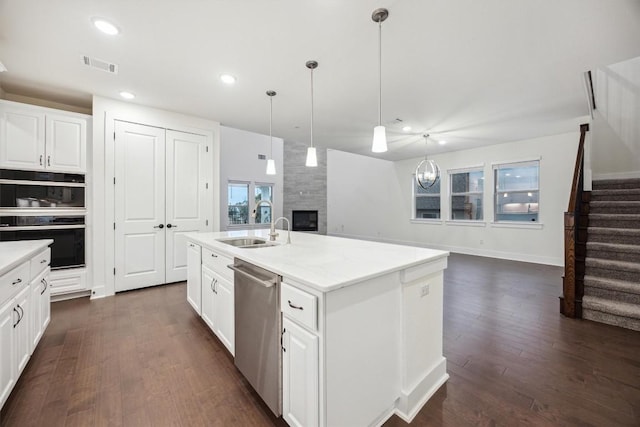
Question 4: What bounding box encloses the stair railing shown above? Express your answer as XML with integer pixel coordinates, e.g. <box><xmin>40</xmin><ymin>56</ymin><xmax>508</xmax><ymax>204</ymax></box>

<box><xmin>561</xmin><ymin>123</ymin><xmax>590</xmax><ymax>318</ymax></box>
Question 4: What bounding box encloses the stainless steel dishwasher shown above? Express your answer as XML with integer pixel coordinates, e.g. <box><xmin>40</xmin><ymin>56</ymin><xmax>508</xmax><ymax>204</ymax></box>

<box><xmin>228</xmin><ymin>258</ymin><xmax>282</xmax><ymax>416</ymax></box>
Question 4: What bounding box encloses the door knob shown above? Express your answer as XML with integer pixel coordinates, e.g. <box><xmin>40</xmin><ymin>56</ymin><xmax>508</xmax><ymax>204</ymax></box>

<box><xmin>154</xmin><ymin>224</ymin><xmax>165</xmax><ymax>229</ymax></box>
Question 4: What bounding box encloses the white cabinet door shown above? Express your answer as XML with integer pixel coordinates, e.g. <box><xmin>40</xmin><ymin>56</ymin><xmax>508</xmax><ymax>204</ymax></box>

<box><xmin>201</xmin><ymin>265</ymin><xmax>215</xmax><ymax>330</ymax></box>
<box><xmin>282</xmin><ymin>317</ymin><xmax>319</xmax><ymax>427</ymax></box>
<box><xmin>165</xmin><ymin>130</ymin><xmax>208</xmax><ymax>283</ymax></box>
<box><xmin>213</xmin><ymin>275</ymin><xmax>234</xmax><ymax>355</ymax></box>
<box><xmin>114</xmin><ymin>121</ymin><xmax>166</xmax><ymax>292</ymax></box>
<box><xmin>0</xmin><ymin>299</ymin><xmax>16</xmax><ymax>409</ymax></box>
<box><xmin>0</xmin><ymin>104</ymin><xmax>45</xmax><ymax>170</ymax></box>
<box><xmin>30</xmin><ymin>269</ymin><xmax>50</xmax><ymax>352</ymax></box>
<box><xmin>186</xmin><ymin>242</ymin><xmax>201</xmax><ymax>314</ymax></box>
<box><xmin>45</xmin><ymin>114</ymin><xmax>86</xmax><ymax>173</ymax></box>
<box><xmin>14</xmin><ymin>286</ymin><xmax>30</xmax><ymax>376</ymax></box>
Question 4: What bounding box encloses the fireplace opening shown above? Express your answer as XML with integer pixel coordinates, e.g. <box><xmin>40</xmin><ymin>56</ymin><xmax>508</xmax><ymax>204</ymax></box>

<box><xmin>292</xmin><ymin>210</ymin><xmax>318</xmax><ymax>232</ymax></box>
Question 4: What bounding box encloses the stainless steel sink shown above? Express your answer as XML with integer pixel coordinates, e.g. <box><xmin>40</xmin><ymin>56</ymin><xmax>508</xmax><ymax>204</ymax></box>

<box><xmin>217</xmin><ymin>237</ymin><xmax>278</xmax><ymax>248</ymax></box>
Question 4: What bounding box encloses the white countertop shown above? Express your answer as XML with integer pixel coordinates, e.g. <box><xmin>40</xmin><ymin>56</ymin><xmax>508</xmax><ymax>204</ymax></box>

<box><xmin>0</xmin><ymin>240</ymin><xmax>53</xmax><ymax>276</ymax></box>
<box><xmin>185</xmin><ymin>230</ymin><xmax>448</xmax><ymax>292</ymax></box>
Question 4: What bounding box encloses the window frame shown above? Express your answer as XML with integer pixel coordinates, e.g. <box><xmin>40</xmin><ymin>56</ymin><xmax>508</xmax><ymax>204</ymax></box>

<box><xmin>227</xmin><ymin>180</ymin><xmax>275</xmax><ymax>228</ymax></box>
<box><xmin>411</xmin><ymin>174</ymin><xmax>442</xmax><ymax>222</ymax></box>
<box><xmin>492</xmin><ymin>160</ymin><xmax>540</xmax><ymax>224</ymax></box>
<box><xmin>448</xmin><ymin>166</ymin><xmax>485</xmax><ymax>222</ymax></box>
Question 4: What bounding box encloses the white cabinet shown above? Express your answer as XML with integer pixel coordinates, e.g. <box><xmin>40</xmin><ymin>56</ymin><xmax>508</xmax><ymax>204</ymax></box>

<box><xmin>13</xmin><ymin>286</ymin><xmax>30</xmax><ymax>375</ymax></box>
<box><xmin>281</xmin><ymin>282</ymin><xmax>319</xmax><ymax>427</ymax></box>
<box><xmin>190</xmin><ymin>244</ymin><xmax>235</xmax><ymax>356</ymax></box>
<box><xmin>0</xmin><ymin>260</ymin><xmax>31</xmax><ymax>409</ymax></box>
<box><xmin>0</xmin><ymin>298</ymin><xmax>17</xmax><ymax>408</ymax></box>
<box><xmin>30</xmin><ymin>267</ymin><xmax>50</xmax><ymax>352</ymax></box>
<box><xmin>200</xmin><ymin>262</ymin><xmax>234</xmax><ymax>355</ymax></box>
<box><xmin>0</xmin><ymin>100</ymin><xmax>88</xmax><ymax>173</ymax></box>
<box><xmin>212</xmin><ymin>274</ymin><xmax>234</xmax><ymax>354</ymax></box>
<box><xmin>282</xmin><ymin>317</ymin><xmax>319</xmax><ymax>427</ymax></box>
<box><xmin>186</xmin><ymin>242</ymin><xmax>202</xmax><ymax>314</ymax></box>
<box><xmin>201</xmin><ymin>264</ymin><xmax>215</xmax><ymax>330</ymax></box>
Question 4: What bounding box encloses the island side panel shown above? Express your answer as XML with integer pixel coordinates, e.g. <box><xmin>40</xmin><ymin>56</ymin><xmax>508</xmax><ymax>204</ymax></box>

<box><xmin>396</xmin><ymin>257</ymin><xmax>449</xmax><ymax>422</ymax></box>
<box><xmin>324</xmin><ymin>272</ymin><xmax>402</xmax><ymax>426</ymax></box>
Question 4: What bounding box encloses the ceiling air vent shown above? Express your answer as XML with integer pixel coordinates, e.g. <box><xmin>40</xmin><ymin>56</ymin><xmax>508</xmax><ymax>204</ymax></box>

<box><xmin>81</xmin><ymin>55</ymin><xmax>118</xmax><ymax>74</ymax></box>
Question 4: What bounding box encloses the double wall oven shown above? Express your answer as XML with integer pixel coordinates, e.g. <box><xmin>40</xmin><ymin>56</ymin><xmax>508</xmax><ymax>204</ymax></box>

<box><xmin>0</xmin><ymin>169</ymin><xmax>86</xmax><ymax>269</ymax></box>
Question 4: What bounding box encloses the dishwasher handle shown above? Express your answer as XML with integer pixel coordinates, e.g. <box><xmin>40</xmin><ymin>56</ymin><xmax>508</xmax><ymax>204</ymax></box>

<box><xmin>227</xmin><ymin>264</ymin><xmax>276</xmax><ymax>288</ymax></box>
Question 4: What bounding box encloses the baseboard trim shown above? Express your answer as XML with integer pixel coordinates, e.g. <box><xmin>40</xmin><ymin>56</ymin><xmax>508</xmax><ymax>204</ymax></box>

<box><xmin>593</xmin><ymin>171</ymin><xmax>640</xmax><ymax>180</ymax></box>
<box><xmin>394</xmin><ymin>357</ymin><xmax>449</xmax><ymax>423</ymax></box>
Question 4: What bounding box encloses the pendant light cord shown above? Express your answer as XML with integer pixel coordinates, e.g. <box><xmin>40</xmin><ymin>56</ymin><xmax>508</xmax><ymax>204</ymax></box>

<box><xmin>269</xmin><ymin>96</ymin><xmax>273</xmax><ymax>158</ymax></box>
<box><xmin>310</xmin><ymin>66</ymin><xmax>314</xmax><ymax>148</ymax></box>
<box><xmin>378</xmin><ymin>19</ymin><xmax>382</xmax><ymax>127</ymax></box>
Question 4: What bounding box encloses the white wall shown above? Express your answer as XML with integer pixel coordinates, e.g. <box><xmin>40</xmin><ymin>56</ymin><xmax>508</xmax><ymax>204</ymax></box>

<box><xmin>91</xmin><ymin>96</ymin><xmax>220</xmax><ymax>298</ymax></box>
<box><xmin>591</xmin><ymin>64</ymin><xmax>640</xmax><ymax>180</ymax></box>
<box><xmin>328</xmin><ymin>131</ymin><xmax>581</xmax><ymax>266</ymax></box>
<box><xmin>220</xmin><ymin>126</ymin><xmax>284</xmax><ymax>230</ymax></box>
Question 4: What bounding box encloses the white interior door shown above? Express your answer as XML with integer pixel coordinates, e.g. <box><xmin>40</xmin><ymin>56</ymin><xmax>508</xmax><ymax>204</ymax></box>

<box><xmin>114</xmin><ymin>121</ymin><xmax>166</xmax><ymax>292</ymax></box>
<box><xmin>165</xmin><ymin>130</ymin><xmax>208</xmax><ymax>283</ymax></box>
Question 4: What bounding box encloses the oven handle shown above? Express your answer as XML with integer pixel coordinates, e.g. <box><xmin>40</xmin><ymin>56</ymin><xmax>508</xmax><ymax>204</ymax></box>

<box><xmin>0</xmin><ymin>224</ymin><xmax>86</xmax><ymax>231</ymax></box>
<box><xmin>0</xmin><ymin>178</ymin><xmax>86</xmax><ymax>187</ymax></box>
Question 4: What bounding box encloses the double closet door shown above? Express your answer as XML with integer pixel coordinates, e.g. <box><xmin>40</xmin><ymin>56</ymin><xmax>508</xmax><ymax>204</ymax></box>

<box><xmin>114</xmin><ymin>121</ymin><xmax>211</xmax><ymax>292</ymax></box>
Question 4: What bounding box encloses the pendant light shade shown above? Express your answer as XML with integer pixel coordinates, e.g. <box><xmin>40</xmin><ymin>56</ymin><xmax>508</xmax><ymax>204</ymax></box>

<box><xmin>415</xmin><ymin>134</ymin><xmax>440</xmax><ymax>189</ymax></box>
<box><xmin>266</xmin><ymin>90</ymin><xmax>276</xmax><ymax>175</ymax></box>
<box><xmin>371</xmin><ymin>8</ymin><xmax>389</xmax><ymax>153</ymax></box>
<box><xmin>306</xmin><ymin>60</ymin><xmax>318</xmax><ymax>168</ymax></box>
<box><xmin>305</xmin><ymin>147</ymin><xmax>318</xmax><ymax>167</ymax></box>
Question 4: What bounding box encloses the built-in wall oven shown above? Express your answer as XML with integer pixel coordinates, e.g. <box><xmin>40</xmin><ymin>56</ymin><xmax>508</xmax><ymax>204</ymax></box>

<box><xmin>0</xmin><ymin>169</ymin><xmax>86</xmax><ymax>270</ymax></box>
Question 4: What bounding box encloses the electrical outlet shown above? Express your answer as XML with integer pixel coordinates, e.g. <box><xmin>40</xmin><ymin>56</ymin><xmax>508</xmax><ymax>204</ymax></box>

<box><xmin>420</xmin><ymin>285</ymin><xmax>430</xmax><ymax>297</ymax></box>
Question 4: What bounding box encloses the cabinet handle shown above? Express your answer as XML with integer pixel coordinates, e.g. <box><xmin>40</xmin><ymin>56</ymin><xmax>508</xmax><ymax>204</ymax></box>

<box><xmin>40</xmin><ymin>259</ymin><xmax>47</xmax><ymax>264</ymax></box>
<box><xmin>213</xmin><ymin>279</ymin><xmax>218</xmax><ymax>294</ymax></box>
<box><xmin>287</xmin><ymin>300</ymin><xmax>304</xmax><ymax>311</ymax></box>
<box><xmin>12</xmin><ymin>278</ymin><xmax>22</xmax><ymax>286</ymax></box>
<box><xmin>153</xmin><ymin>224</ymin><xmax>165</xmax><ymax>229</ymax></box>
<box><xmin>211</xmin><ymin>253</ymin><xmax>217</xmax><ymax>258</ymax></box>
<box><xmin>210</xmin><ymin>276</ymin><xmax>215</xmax><ymax>293</ymax></box>
<box><xmin>167</xmin><ymin>223</ymin><xmax>177</xmax><ymax>229</ymax></box>
<box><xmin>281</xmin><ymin>327</ymin><xmax>286</xmax><ymax>352</ymax></box>
<box><xmin>47</xmin><ymin>156</ymin><xmax>51</xmax><ymax>166</ymax></box>
<box><xmin>41</xmin><ymin>278</ymin><xmax>48</xmax><ymax>295</ymax></box>
<box><xmin>39</xmin><ymin>155</ymin><xmax>43</xmax><ymax>166</ymax></box>
<box><xmin>13</xmin><ymin>307</ymin><xmax>20</xmax><ymax>328</ymax></box>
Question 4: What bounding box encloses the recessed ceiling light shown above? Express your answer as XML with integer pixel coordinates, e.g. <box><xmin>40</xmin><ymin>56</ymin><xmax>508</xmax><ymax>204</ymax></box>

<box><xmin>220</xmin><ymin>74</ymin><xmax>236</xmax><ymax>85</ymax></box>
<box><xmin>119</xmin><ymin>91</ymin><xmax>135</xmax><ymax>100</ymax></box>
<box><xmin>438</xmin><ymin>140</ymin><xmax>447</xmax><ymax>145</ymax></box>
<box><xmin>92</xmin><ymin>18</ymin><xmax>120</xmax><ymax>35</ymax></box>
<box><xmin>402</xmin><ymin>126</ymin><xmax>412</xmax><ymax>132</ymax></box>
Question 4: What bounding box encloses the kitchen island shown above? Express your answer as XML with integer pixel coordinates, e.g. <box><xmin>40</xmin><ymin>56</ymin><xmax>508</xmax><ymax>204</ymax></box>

<box><xmin>186</xmin><ymin>229</ymin><xmax>449</xmax><ymax>426</ymax></box>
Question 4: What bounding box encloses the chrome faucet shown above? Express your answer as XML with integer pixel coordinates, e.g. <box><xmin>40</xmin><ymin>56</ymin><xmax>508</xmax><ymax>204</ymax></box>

<box><xmin>253</xmin><ymin>200</ymin><xmax>278</xmax><ymax>241</ymax></box>
<box><xmin>274</xmin><ymin>217</ymin><xmax>291</xmax><ymax>244</ymax></box>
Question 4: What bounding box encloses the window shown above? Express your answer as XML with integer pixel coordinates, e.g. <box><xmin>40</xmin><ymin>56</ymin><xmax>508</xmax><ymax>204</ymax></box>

<box><xmin>228</xmin><ymin>182</ymin><xmax>249</xmax><ymax>225</ymax></box>
<box><xmin>413</xmin><ymin>177</ymin><xmax>441</xmax><ymax>219</ymax></box>
<box><xmin>494</xmin><ymin>161</ymin><xmax>539</xmax><ymax>222</ymax></box>
<box><xmin>450</xmin><ymin>168</ymin><xmax>484</xmax><ymax>220</ymax></box>
<box><xmin>254</xmin><ymin>184</ymin><xmax>273</xmax><ymax>224</ymax></box>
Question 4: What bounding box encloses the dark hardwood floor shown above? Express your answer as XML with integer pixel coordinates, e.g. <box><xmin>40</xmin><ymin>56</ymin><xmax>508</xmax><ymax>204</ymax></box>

<box><xmin>2</xmin><ymin>254</ymin><xmax>639</xmax><ymax>426</ymax></box>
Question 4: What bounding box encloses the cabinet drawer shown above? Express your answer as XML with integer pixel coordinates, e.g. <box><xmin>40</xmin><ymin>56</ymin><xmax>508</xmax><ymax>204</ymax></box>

<box><xmin>0</xmin><ymin>261</ymin><xmax>30</xmax><ymax>304</ymax></box>
<box><xmin>202</xmin><ymin>247</ymin><xmax>233</xmax><ymax>281</ymax></box>
<box><xmin>30</xmin><ymin>248</ymin><xmax>51</xmax><ymax>279</ymax></box>
<box><xmin>281</xmin><ymin>282</ymin><xmax>317</xmax><ymax>331</ymax></box>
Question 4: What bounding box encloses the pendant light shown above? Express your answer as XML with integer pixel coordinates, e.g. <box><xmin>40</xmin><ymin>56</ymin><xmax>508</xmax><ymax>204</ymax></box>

<box><xmin>415</xmin><ymin>134</ymin><xmax>440</xmax><ymax>189</ymax></box>
<box><xmin>266</xmin><ymin>90</ymin><xmax>277</xmax><ymax>175</ymax></box>
<box><xmin>371</xmin><ymin>8</ymin><xmax>389</xmax><ymax>153</ymax></box>
<box><xmin>305</xmin><ymin>60</ymin><xmax>318</xmax><ymax>167</ymax></box>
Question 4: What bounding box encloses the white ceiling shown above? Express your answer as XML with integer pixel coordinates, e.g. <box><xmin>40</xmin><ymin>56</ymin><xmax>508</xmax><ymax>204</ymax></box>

<box><xmin>1</xmin><ymin>0</ymin><xmax>639</xmax><ymax>161</ymax></box>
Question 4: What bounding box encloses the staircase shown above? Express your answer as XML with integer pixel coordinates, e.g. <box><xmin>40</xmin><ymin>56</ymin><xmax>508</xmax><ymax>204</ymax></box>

<box><xmin>582</xmin><ymin>178</ymin><xmax>640</xmax><ymax>331</ymax></box>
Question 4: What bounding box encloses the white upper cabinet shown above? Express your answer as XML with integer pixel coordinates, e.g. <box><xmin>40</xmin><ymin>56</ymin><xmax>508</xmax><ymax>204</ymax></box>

<box><xmin>0</xmin><ymin>101</ymin><xmax>88</xmax><ymax>173</ymax></box>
